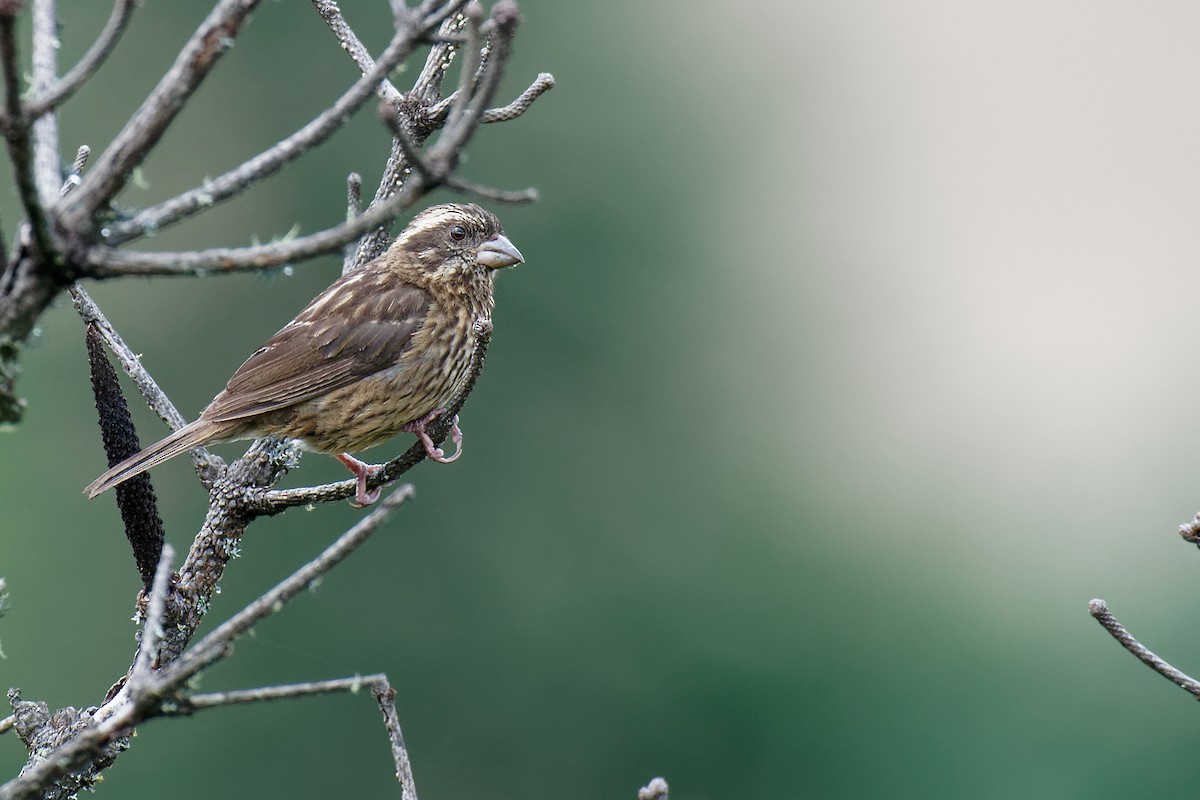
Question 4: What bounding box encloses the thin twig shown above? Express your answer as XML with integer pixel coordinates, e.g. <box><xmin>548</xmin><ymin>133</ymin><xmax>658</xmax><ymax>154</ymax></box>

<box><xmin>482</xmin><ymin>70</ymin><xmax>554</xmax><ymax>122</ymax></box>
<box><xmin>163</xmin><ymin>486</ymin><xmax>414</xmax><ymax>685</ymax></box>
<box><xmin>57</xmin><ymin>0</ymin><xmax>263</xmax><ymax>233</ymax></box>
<box><xmin>69</xmin><ymin>286</ymin><xmax>187</xmax><ymax>430</ymax></box>
<box><xmin>441</xmin><ymin>2</ymin><xmax>483</xmax><ymax>138</ymax></box>
<box><xmin>312</xmin><ymin>0</ymin><xmax>403</xmax><ymax>102</ymax></box>
<box><xmin>21</xmin><ymin>0</ymin><xmax>136</xmax><ymax>121</ymax></box>
<box><xmin>130</xmin><ymin>544</ymin><xmax>176</xmax><ymax>684</ymax></box>
<box><xmin>344</xmin><ymin>171</ymin><xmax>363</xmax><ymax>273</ymax></box>
<box><xmin>0</xmin><ymin>9</ymin><xmax>55</xmax><ymax>261</ymax></box>
<box><xmin>445</xmin><ymin>174</ymin><xmax>538</xmax><ymax>204</ymax></box>
<box><xmin>69</xmin><ymin>285</ymin><xmax>222</xmax><ymax>475</ymax></box>
<box><xmin>171</xmin><ymin>673</ymin><xmax>419</xmax><ymax>800</ymax></box>
<box><xmin>429</xmin><ymin>70</ymin><xmax>554</xmax><ymax>124</ymax></box>
<box><xmin>179</xmin><ymin>675</ymin><xmax>388</xmax><ymax>710</ymax></box>
<box><xmin>84</xmin><ymin>170</ymin><xmax>429</xmax><ymax>276</ymax></box>
<box><xmin>1088</xmin><ymin>598</ymin><xmax>1200</xmax><ymax>699</ymax></box>
<box><xmin>374</xmin><ymin>681</ymin><xmax>420</xmax><ymax>800</ymax></box>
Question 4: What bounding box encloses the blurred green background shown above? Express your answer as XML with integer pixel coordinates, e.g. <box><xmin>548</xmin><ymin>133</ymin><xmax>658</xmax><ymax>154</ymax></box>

<box><xmin>5</xmin><ymin>1</ymin><xmax>1200</xmax><ymax>797</ymax></box>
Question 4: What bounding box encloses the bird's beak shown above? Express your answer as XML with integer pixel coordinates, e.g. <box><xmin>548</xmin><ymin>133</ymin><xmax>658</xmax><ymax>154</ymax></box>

<box><xmin>476</xmin><ymin>234</ymin><xmax>524</xmax><ymax>269</ymax></box>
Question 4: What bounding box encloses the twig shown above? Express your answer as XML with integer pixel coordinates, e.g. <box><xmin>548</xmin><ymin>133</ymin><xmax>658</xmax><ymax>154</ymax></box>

<box><xmin>427</xmin><ymin>70</ymin><xmax>554</xmax><ymax>125</ymax></box>
<box><xmin>21</xmin><ymin>0</ymin><xmax>136</xmax><ymax>121</ymax></box>
<box><xmin>311</xmin><ymin>0</ymin><xmax>403</xmax><ymax>102</ymax></box>
<box><xmin>129</xmin><ymin>544</ymin><xmax>175</xmax><ymax>684</ymax></box>
<box><xmin>179</xmin><ymin>675</ymin><xmax>386</xmax><ymax>710</ymax></box>
<box><xmin>344</xmin><ymin>171</ymin><xmax>363</xmax><ymax>273</ymax></box>
<box><xmin>69</xmin><ymin>285</ymin><xmax>222</xmax><ymax>475</ymax></box>
<box><xmin>83</xmin><ymin>170</ymin><xmax>429</xmax><ymax>276</ymax></box>
<box><xmin>445</xmin><ymin>174</ymin><xmax>538</xmax><ymax>204</ymax></box>
<box><xmin>374</xmin><ymin>680</ymin><xmax>420</xmax><ymax>800</ymax></box>
<box><xmin>440</xmin><ymin>2</ymin><xmax>483</xmax><ymax>138</ymax></box>
<box><xmin>57</xmin><ymin>0</ymin><xmax>263</xmax><ymax>233</ymax></box>
<box><xmin>0</xmin><ymin>715</ymin><xmax>13</xmax><ymax>736</ymax></box>
<box><xmin>0</xmin><ymin>8</ymin><xmax>55</xmax><ymax>261</ymax></box>
<box><xmin>170</xmin><ymin>673</ymin><xmax>420</xmax><ymax>800</ymax></box>
<box><xmin>69</xmin><ymin>287</ymin><xmax>186</xmax><ymax>430</ymax></box>
<box><xmin>1088</xmin><ymin>599</ymin><xmax>1200</xmax><ymax>699</ymax></box>
<box><xmin>163</xmin><ymin>486</ymin><xmax>414</xmax><ymax>685</ymax></box>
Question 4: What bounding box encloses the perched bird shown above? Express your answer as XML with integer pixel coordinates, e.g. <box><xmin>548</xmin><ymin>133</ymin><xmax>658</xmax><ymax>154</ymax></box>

<box><xmin>86</xmin><ymin>203</ymin><xmax>524</xmax><ymax>507</ymax></box>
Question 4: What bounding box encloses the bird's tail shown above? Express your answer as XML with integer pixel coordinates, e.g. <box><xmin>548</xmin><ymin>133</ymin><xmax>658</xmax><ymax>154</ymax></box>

<box><xmin>85</xmin><ymin>419</ymin><xmax>215</xmax><ymax>498</ymax></box>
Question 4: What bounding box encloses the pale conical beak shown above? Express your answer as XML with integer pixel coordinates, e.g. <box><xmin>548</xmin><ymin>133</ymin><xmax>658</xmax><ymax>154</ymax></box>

<box><xmin>476</xmin><ymin>234</ymin><xmax>524</xmax><ymax>269</ymax></box>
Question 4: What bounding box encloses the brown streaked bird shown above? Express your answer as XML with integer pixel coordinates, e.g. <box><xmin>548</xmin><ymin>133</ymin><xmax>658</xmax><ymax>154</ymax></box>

<box><xmin>85</xmin><ymin>203</ymin><xmax>524</xmax><ymax>507</ymax></box>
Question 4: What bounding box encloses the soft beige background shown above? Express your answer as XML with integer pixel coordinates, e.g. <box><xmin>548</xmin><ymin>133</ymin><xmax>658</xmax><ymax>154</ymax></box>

<box><xmin>4</xmin><ymin>1</ymin><xmax>1200</xmax><ymax>797</ymax></box>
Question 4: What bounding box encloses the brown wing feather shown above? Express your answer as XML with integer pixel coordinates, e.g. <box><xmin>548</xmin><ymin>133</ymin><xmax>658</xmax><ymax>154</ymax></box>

<box><xmin>202</xmin><ymin>276</ymin><xmax>431</xmax><ymax>423</ymax></box>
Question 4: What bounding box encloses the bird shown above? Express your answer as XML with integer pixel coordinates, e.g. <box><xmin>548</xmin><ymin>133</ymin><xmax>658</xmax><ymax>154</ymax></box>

<box><xmin>85</xmin><ymin>203</ymin><xmax>524</xmax><ymax>507</ymax></box>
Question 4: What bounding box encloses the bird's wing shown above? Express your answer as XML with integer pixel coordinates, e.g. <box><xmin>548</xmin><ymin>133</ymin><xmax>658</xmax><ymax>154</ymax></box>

<box><xmin>202</xmin><ymin>278</ymin><xmax>432</xmax><ymax>423</ymax></box>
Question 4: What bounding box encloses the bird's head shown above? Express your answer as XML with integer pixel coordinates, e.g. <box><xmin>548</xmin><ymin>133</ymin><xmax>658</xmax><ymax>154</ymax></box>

<box><xmin>388</xmin><ymin>203</ymin><xmax>524</xmax><ymax>288</ymax></box>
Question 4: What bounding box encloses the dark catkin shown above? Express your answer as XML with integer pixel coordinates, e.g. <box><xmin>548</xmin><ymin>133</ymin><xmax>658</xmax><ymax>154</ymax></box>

<box><xmin>86</xmin><ymin>323</ymin><xmax>165</xmax><ymax>589</ymax></box>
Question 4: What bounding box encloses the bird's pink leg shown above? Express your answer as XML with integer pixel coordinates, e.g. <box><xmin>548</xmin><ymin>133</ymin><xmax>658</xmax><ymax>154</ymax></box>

<box><xmin>403</xmin><ymin>409</ymin><xmax>463</xmax><ymax>464</ymax></box>
<box><xmin>336</xmin><ymin>452</ymin><xmax>383</xmax><ymax>507</ymax></box>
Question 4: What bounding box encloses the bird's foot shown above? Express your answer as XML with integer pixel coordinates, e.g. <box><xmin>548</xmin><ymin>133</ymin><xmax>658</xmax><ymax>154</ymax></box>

<box><xmin>403</xmin><ymin>409</ymin><xmax>463</xmax><ymax>464</ymax></box>
<box><xmin>336</xmin><ymin>452</ymin><xmax>384</xmax><ymax>507</ymax></box>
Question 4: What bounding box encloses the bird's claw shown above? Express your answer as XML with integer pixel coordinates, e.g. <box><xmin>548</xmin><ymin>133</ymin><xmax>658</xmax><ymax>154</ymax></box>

<box><xmin>406</xmin><ymin>410</ymin><xmax>463</xmax><ymax>464</ymax></box>
<box><xmin>337</xmin><ymin>452</ymin><xmax>384</xmax><ymax>507</ymax></box>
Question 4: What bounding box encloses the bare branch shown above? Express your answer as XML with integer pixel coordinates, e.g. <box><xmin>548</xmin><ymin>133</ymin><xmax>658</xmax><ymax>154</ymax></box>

<box><xmin>373</xmin><ymin>681</ymin><xmax>420</xmax><ymax>800</ymax></box>
<box><xmin>478</xmin><ymin>70</ymin><xmax>555</xmax><ymax>123</ymax></box>
<box><xmin>30</xmin><ymin>0</ymin><xmax>61</xmax><ymax>204</ymax></box>
<box><xmin>445</xmin><ymin>174</ymin><xmax>538</xmax><ymax>204</ymax></box>
<box><xmin>69</xmin><ymin>286</ymin><xmax>186</xmax><ymax>431</ymax></box>
<box><xmin>427</xmin><ymin>70</ymin><xmax>555</xmax><ymax>126</ymax></box>
<box><xmin>129</xmin><ymin>544</ymin><xmax>176</xmax><ymax>684</ymax></box>
<box><xmin>440</xmin><ymin>1</ymin><xmax>484</xmax><ymax>138</ymax></box>
<box><xmin>83</xmin><ymin>171</ymin><xmax>429</xmax><ymax>276</ymax></box>
<box><xmin>180</xmin><ymin>675</ymin><xmax>388</xmax><ymax>710</ymax></box>
<box><xmin>1088</xmin><ymin>598</ymin><xmax>1200</xmax><ymax>699</ymax></box>
<box><xmin>69</xmin><ymin>285</ymin><xmax>223</xmax><ymax>476</ymax></box>
<box><xmin>0</xmin><ymin>8</ymin><xmax>55</xmax><ymax>261</ymax></box>
<box><xmin>312</xmin><ymin>0</ymin><xmax>403</xmax><ymax>102</ymax></box>
<box><xmin>0</xmin><ymin>716</ymin><xmax>13</xmax><ymax>736</ymax></box>
<box><xmin>56</xmin><ymin>0</ymin><xmax>263</xmax><ymax>232</ymax></box>
<box><xmin>172</xmin><ymin>673</ymin><xmax>420</xmax><ymax>800</ymax></box>
<box><xmin>163</xmin><ymin>486</ymin><xmax>414</xmax><ymax>685</ymax></box>
<box><xmin>21</xmin><ymin>0</ymin><xmax>136</xmax><ymax>120</ymax></box>
<box><xmin>344</xmin><ymin>171</ymin><xmax>363</xmax><ymax>273</ymax></box>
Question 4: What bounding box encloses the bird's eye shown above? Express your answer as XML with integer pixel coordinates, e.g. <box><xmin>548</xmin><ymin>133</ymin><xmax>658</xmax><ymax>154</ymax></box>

<box><xmin>449</xmin><ymin>225</ymin><xmax>467</xmax><ymax>241</ymax></box>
